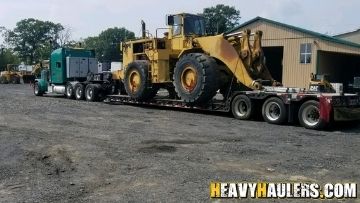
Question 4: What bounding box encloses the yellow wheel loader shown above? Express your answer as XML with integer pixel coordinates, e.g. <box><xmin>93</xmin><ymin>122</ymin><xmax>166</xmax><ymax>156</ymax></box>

<box><xmin>118</xmin><ymin>13</ymin><xmax>279</xmax><ymax>104</ymax></box>
<box><xmin>0</xmin><ymin>64</ymin><xmax>21</xmax><ymax>84</ymax></box>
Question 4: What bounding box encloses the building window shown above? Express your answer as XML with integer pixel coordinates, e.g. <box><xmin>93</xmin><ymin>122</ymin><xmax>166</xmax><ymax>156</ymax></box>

<box><xmin>300</xmin><ymin>43</ymin><xmax>312</xmax><ymax>64</ymax></box>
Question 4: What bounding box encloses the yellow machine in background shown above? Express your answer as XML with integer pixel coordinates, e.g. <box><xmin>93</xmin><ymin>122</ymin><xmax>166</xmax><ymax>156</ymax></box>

<box><xmin>31</xmin><ymin>60</ymin><xmax>49</xmax><ymax>79</ymax></box>
<box><xmin>119</xmin><ymin>13</ymin><xmax>280</xmax><ymax>104</ymax></box>
<box><xmin>0</xmin><ymin>64</ymin><xmax>21</xmax><ymax>84</ymax></box>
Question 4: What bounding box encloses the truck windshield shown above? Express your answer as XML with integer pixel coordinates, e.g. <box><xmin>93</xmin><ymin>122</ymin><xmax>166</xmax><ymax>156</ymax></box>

<box><xmin>184</xmin><ymin>15</ymin><xmax>206</xmax><ymax>36</ymax></box>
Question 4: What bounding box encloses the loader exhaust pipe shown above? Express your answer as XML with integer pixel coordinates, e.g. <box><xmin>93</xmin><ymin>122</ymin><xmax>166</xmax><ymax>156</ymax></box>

<box><xmin>141</xmin><ymin>20</ymin><xmax>146</xmax><ymax>38</ymax></box>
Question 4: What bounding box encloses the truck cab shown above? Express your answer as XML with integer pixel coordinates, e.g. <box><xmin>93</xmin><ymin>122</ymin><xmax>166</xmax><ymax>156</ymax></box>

<box><xmin>34</xmin><ymin>48</ymin><xmax>115</xmax><ymax>101</ymax></box>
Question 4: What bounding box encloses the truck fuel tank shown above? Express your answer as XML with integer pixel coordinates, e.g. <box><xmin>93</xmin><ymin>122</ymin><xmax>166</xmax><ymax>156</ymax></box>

<box><xmin>52</xmin><ymin>85</ymin><xmax>66</xmax><ymax>94</ymax></box>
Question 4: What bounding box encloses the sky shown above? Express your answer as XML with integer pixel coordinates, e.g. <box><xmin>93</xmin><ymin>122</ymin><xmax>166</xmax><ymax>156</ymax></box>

<box><xmin>0</xmin><ymin>0</ymin><xmax>359</xmax><ymax>43</ymax></box>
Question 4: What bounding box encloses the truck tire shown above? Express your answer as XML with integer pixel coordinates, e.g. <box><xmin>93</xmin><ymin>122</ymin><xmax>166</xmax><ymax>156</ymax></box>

<box><xmin>124</xmin><ymin>61</ymin><xmax>158</xmax><ymax>101</ymax></box>
<box><xmin>262</xmin><ymin>97</ymin><xmax>287</xmax><ymax>124</ymax></box>
<box><xmin>231</xmin><ymin>95</ymin><xmax>254</xmax><ymax>120</ymax></box>
<box><xmin>75</xmin><ymin>83</ymin><xmax>85</xmax><ymax>100</ymax></box>
<box><xmin>298</xmin><ymin>100</ymin><xmax>327</xmax><ymax>130</ymax></box>
<box><xmin>34</xmin><ymin>82</ymin><xmax>43</xmax><ymax>96</ymax></box>
<box><xmin>66</xmin><ymin>83</ymin><xmax>75</xmax><ymax>99</ymax></box>
<box><xmin>85</xmin><ymin>84</ymin><xmax>98</xmax><ymax>102</ymax></box>
<box><xmin>173</xmin><ymin>53</ymin><xmax>218</xmax><ymax>104</ymax></box>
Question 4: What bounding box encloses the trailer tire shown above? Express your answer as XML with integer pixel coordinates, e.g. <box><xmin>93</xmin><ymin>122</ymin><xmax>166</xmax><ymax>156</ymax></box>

<box><xmin>262</xmin><ymin>97</ymin><xmax>287</xmax><ymax>124</ymax></box>
<box><xmin>298</xmin><ymin>100</ymin><xmax>326</xmax><ymax>130</ymax></box>
<box><xmin>66</xmin><ymin>83</ymin><xmax>75</xmax><ymax>99</ymax></box>
<box><xmin>85</xmin><ymin>84</ymin><xmax>99</xmax><ymax>102</ymax></box>
<box><xmin>34</xmin><ymin>82</ymin><xmax>43</xmax><ymax>96</ymax></box>
<box><xmin>75</xmin><ymin>83</ymin><xmax>85</xmax><ymax>100</ymax></box>
<box><xmin>124</xmin><ymin>61</ymin><xmax>158</xmax><ymax>101</ymax></box>
<box><xmin>173</xmin><ymin>53</ymin><xmax>218</xmax><ymax>104</ymax></box>
<box><xmin>231</xmin><ymin>95</ymin><xmax>254</xmax><ymax>120</ymax></box>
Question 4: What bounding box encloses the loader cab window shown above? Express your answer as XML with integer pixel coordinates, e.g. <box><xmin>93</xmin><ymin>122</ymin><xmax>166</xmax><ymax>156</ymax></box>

<box><xmin>184</xmin><ymin>15</ymin><xmax>206</xmax><ymax>36</ymax></box>
<box><xmin>172</xmin><ymin>15</ymin><xmax>182</xmax><ymax>36</ymax></box>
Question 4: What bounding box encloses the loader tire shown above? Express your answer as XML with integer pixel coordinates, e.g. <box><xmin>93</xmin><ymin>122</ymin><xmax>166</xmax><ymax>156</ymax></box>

<box><xmin>11</xmin><ymin>76</ymin><xmax>20</xmax><ymax>84</ymax></box>
<box><xmin>0</xmin><ymin>76</ymin><xmax>6</xmax><ymax>84</ymax></box>
<box><xmin>124</xmin><ymin>60</ymin><xmax>158</xmax><ymax>101</ymax></box>
<box><xmin>173</xmin><ymin>53</ymin><xmax>218</xmax><ymax>104</ymax></box>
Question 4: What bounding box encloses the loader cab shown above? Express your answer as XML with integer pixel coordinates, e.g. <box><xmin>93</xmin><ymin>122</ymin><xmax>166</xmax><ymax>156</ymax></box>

<box><xmin>166</xmin><ymin>13</ymin><xmax>206</xmax><ymax>52</ymax></box>
<box><xmin>167</xmin><ymin>13</ymin><xmax>206</xmax><ymax>38</ymax></box>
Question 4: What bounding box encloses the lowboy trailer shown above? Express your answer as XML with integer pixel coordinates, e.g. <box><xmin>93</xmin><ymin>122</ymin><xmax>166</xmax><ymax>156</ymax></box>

<box><xmin>105</xmin><ymin>86</ymin><xmax>360</xmax><ymax>130</ymax></box>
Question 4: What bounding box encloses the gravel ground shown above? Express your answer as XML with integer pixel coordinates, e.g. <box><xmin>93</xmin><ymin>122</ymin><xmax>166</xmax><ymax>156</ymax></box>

<box><xmin>0</xmin><ymin>84</ymin><xmax>359</xmax><ymax>202</ymax></box>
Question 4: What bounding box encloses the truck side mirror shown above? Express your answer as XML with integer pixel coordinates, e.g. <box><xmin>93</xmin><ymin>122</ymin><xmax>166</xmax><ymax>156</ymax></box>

<box><xmin>166</xmin><ymin>15</ymin><xmax>174</xmax><ymax>26</ymax></box>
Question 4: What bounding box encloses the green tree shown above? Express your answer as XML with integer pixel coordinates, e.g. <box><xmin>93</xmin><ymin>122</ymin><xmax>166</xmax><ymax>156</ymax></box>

<box><xmin>200</xmin><ymin>4</ymin><xmax>241</xmax><ymax>34</ymax></box>
<box><xmin>4</xmin><ymin>18</ymin><xmax>64</xmax><ymax>63</ymax></box>
<box><xmin>83</xmin><ymin>27</ymin><xmax>135</xmax><ymax>62</ymax></box>
<box><xmin>0</xmin><ymin>48</ymin><xmax>20</xmax><ymax>71</ymax></box>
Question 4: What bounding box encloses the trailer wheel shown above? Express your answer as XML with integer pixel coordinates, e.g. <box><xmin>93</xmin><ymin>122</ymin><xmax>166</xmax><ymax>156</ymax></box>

<box><xmin>34</xmin><ymin>82</ymin><xmax>43</xmax><ymax>96</ymax></box>
<box><xmin>85</xmin><ymin>84</ymin><xmax>98</xmax><ymax>102</ymax></box>
<box><xmin>262</xmin><ymin>97</ymin><xmax>287</xmax><ymax>124</ymax></box>
<box><xmin>75</xmin><ymin>83</ymin><xmax>85</xmax><ymax>100</ymax></box>
<box><xmin>231</xmin><ymin>95</ymin><xmax>254</xmax><ymax>120</ymax></box>
<box><xmin>124</xmin><ymin>61</ymin><xmax>158</xmax><ymax>101</ymax></box>
<box><xmin>298</xmin><ymin>100</ymin><xmax>326</xmax><ymax>130</ymax></box>
<box><xmin>66</xmin><ymin>83</ymin><xmax>75</xmax><ymax>99</ymax></box>
<box><xmin>173</xmin><ymin>53</ymin><xmax>218</xmax><ymax>104</ymax></box>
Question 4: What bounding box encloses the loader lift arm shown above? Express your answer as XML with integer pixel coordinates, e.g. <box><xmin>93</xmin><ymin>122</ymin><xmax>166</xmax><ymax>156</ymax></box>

<box><xmin>194</xmin><ymin>30</ymin><xmax>280</xmax><ymax>90</ymax></box>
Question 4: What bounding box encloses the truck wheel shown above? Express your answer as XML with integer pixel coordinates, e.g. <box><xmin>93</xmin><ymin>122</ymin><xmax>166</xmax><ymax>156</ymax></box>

<box><xmin>231</xmin><ymin>95</ymin><xmax>254</xmax><ymax>120</ymax></box>
<box><xmin>66</xmin><ymin>83</ymin><xmax>75</xmax><ymax>99</ymax></box>
<box><xmin>75</xmin><ymin>83</ymin><xmax>85</xmax><ymax>100</ymax></box>
<box><xmin>262</xmin><ymin>97</ymin><xmax>287</xmax><ymax>124</ymax></box>
<box><xmin>173</xmin><ymin>53</ymin><xmax>218</xmax><ymax>104</ymax></box>
<box><xmin>85</xmin><ymin>84</ymin><xmax>98</xmax><ymax>102</ymax></box>
<box><xmin>298</xmin><ymin>100</ymin><xmax>327</xmax><ymax>130</ymax></box>
<box><xmin>124</xmin><ymin>60</ymin><xmax>158</xmax><ymax>101</ymax></box>
<box><xmin>34</xmin><ymin>82</ymin><xmax>43</xmax><ymax>96</ymax></box>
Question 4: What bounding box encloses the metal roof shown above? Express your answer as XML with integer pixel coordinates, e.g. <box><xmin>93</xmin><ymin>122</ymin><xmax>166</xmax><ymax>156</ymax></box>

<box><xmin>334</xmin><ymin>29</ymin><xmax>360</xmax><ymax>37</ymax></box>
<box><xmin>226</xmin><ymin>16</ymin><xmax>360</xmax><ymax>49</ymax></box>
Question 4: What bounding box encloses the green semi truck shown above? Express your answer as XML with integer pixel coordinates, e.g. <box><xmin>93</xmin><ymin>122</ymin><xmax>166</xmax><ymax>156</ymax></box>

<box><xmin>33</xmin><ymin>48</ymin><xmax>116</xmax><ymax>101</ymax></box>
